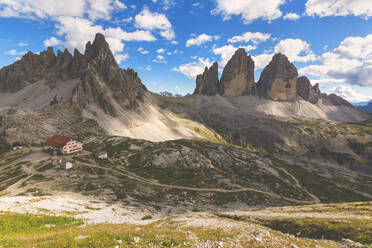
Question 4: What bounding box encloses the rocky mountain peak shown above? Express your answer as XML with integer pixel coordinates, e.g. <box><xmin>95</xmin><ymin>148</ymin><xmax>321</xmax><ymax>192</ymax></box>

<box><xmin>220</xmin><ymin>48</ymin><xmax>255</xmax><ymax>96</ymax></box>
<box><xmin>71</xmin><ymin>33</ymin><xmax>146</xmax><ymax>114</ymax></box>
<box><xmin>84</xmin><ymin>33</ymin><xmax>114</xmax><ymax>63</ymax></box>
<box><xmin>194</xmin><ymin>62</ymin><xmax>219</xmax><ymax>96</ymax></box>
<box><xmin>296</xmin><ymin>76</ymin><xmax>321</xmax><ymax>104</ymax></box>
<box><xmin>257</xmin><ymin>53</ymin><xmax>298</xmax><ymax>101</ymax></box>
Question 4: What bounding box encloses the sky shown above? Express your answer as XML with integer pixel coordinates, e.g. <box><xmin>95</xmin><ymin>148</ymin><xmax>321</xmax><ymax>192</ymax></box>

<box><xmin>0</xmin><ymin>0</ymin><xmax>372</xmax><ymax>103</ymax></box>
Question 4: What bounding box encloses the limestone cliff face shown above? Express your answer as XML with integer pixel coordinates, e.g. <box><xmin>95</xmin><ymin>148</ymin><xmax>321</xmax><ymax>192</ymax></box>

<box><xmin>0</xmin><ymin>47</ymin><xmax>57</xmax><ymax>92</ymax></box>
<box><xmin>194</xmin><ymin>62</ymin><xmax>219</xmax><ymax>96</ymax></box>
<box><xmin>296</xmin><ymin>76</ymin><xmax>321</xmax><ymax>104</ymax></box>
<box><xmin>0</xmin><ymin>33</ymin><xmax>146</xmax><ymax>116</ymax></box>
<box><xmin>220</xmin><ymin>48</ymin><xmax>255</xmax><ymax>96</ymax></box>
<box><xmin>71</xmin><ymin>33</ymin><xmax>146</xmax><ymax>114</ymax></box>
<box><xmin>257</xmin><ymin>53</ymin><xmax>298</xmax><ymax>101</ymax></box>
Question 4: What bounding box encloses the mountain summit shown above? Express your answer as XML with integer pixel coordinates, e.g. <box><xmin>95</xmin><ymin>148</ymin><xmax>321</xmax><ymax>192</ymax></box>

<box><xmin>0</xmin><ymin>33</ymin><xmax>146</xmax><ymax>116</ymax></box>
<box><xmin>193</xmin><ymin>48</ymin><xmax>355</xmax><ymax>108</ymax></box>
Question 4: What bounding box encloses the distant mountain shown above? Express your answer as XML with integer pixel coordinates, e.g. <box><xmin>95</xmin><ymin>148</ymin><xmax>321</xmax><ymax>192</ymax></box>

<box><xmin>159</xmin><ymin>91</ymin><xmax>184</xmax><ymax>98</ymax></box>
<box><xmin>358</xmin><ymin>101</ymin><xmax>372</xmax><ymax>113</ymax></box>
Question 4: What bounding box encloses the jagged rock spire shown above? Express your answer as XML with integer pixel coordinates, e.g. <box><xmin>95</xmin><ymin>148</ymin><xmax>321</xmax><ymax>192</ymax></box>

<box><xmin>257</xmin><ymin>53</ymin><xmax>298</xmax><ymax>101</ymax></box>
<box><xmin>194</xmin><ymin>62</ymin><xmax>219</xmax><ymax>96</ymax></box>
<box><xmin>220</xmin><ymin>48</ymin><xmax>255</xmax><ymax>96</ymax></box>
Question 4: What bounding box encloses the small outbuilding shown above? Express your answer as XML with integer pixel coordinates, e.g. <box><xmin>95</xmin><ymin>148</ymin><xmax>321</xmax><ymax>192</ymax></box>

<box><xmin>12</xmin><ymin>142</ymin><xmax>23</xmax><ymax>150</ymax></box>
<box><xmin>58</xmin><ymin>159</ymin><xmax>73</xmax><ymax>170</ymax></box>
<box><xmin>94</xmin><ymin>150</ymin><xmax>108</xmax><ymax>159</ymax></box>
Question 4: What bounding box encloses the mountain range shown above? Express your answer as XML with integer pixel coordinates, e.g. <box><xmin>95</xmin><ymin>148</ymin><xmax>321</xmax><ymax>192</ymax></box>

<box><xmin>0</xmin><ymin>33</ymin><xmax>371</xmax><ymax>210</ymax></box>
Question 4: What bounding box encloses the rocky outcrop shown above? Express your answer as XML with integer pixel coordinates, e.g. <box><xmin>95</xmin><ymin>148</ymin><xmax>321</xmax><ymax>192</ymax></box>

<box><xmin>0</xmin><ymin>33</ymin><xmax>146</xmax><ymax>116</ymax></box>
<box><xmin>257</xmin><ymin>53</ymin><xmax>298</xmax><ymax>101</ymax></box>
<box><xmin>296</xmin><ymin>76</ymin><xmax>321</xmax><ymax>104</ymax></box>
<box><xmin>220</xmin><ymin>48</ymin><xmax>255</xmax><ymax>96</ymax></box>
<box><xmin>194</xmin><ymin>62</ymin><xmax>219</xmax><ymax>96</ymax></box>
<box><xmin>0</xmin><ymin>48</ymin><xmax>58</xmax><ymax>93</ymax></box>
<box><xmin>50</xmin><ymin>95</ymin><xmax>63</xmax><ymax>105</ymax></box>
<box><xmin>71</xmin><ymin>33</ymin><xmax>145</xmax><ymax>113</ymax></box>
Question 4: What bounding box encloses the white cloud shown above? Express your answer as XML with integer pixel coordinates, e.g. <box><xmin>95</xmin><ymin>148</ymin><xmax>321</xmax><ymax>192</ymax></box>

<box><xmin>253</xmin><ymin>38</ymin><xmax>317</xmax><ymax>69</ymax></box>
<box><xmin>44</xmin><ymin>36</ymin><xmax>62</xmax><ymax>47</ymax></box>
<box><xmin>252</xmin><ymin>53</ymin><xmax>274</xmax><ymax>69</ymax></box>
<box><xmin>4</xmin><ymin>49</ymin><xmax>25</xmax><ymax>55</ymax></box>
<box><xmin>153</xmin><ymin>54</ymin><xmax>167</xmax><ymax>63</ymax></box>
<box><xmin>138</xmin><ymin>65</ymin><xmax>152</xmax><ymax>71</ymax></box>
<box><xmin>228</xmin><ymin>32</ymin><xmax>271</xmax><ymax>44</ymax></box>
<box><xmin>0</xmin><ymin>0</ymin><xmax>126</xmax><ymax>20</ymax></box>
<box><xmin>186</xmin><ymin>34</ymin><xmax>219</xmax><ymax>47</ymax></box>
<box><xmin>213</xmin><ymin>44</ymin><xmax>257</xmax><ymax>66</ymax></box>
<box><xmin>86</xmin><ymin>0</ymin><xmax>126</xmax><ymax>20</ymax></box>
<box><xmin>212</xmin><ymin>0</ymin><xmax>285</xmax><ymax>24</ymax></box>
<box><xmin>122</xmin><ymin>17</ymin><xmax>133</xmax><ymax>23</ymax></box>
<box><xmin>55</xmin><ymin>16</ymin><xmax>155</xmax><ymax>55</ymax></box>
<box><xmin>0</xmin><ymin>0</ymin><xmax>153</xmax><ymax>63</ymax></box>
<box><xmin>334</xmin><ymin>34</ymin><xmax>372</xmax><ymax>59</ymax></box>
<box><xmin>152</xmin><ymin>0</ymin><xmax>177</xmax><ymax>11</ymax></box>
<box><xmin>305</xmin><ymin>0</ymin><xmax>372</xmax><ymax>19</ymax></box>
<box><xmin>283</xmin><ymin>12</ymin><xmax>300</xmax><ymax>20</ymax></box>
<box><xmin>115</xmin><ymin>53</ymin><xmax>129</xmax><ymax>64</ymax></box>
<box><xmin>134</xmin><ymin>7</ymin><xmax>175</xmax><ymax>40</ymax></box>
<box><xmin>156</xmin><ymin>48</ymin><xmax>165</xmax><ymax>53</ymax></box>
<box><xmin>274</xmin><ymin>38</ymin><xmax>317</xmax><ymax>62</ymax></box>
<box><xmin>138</xmin><ymin>47</ymin><xmax>150</xmax><ymax>54</ymax></box>
<box><xmin>327</xmin><ymin>85</ymin><xmax>372</xmax><ymax>102</ymax></box>
<box><xmin>172</xmin><ymin>57</ymin><xmax>213</xmax><ymax>79</ymax></box>
<box><xmin>18</xmin><ymin>42</ymin><xmax>28</xmax><ymax>47</ymax></box>
<box><xmin>299</xmin><ymin>34</ymin><xmax>372</xmax><ymax>87</ymax></box>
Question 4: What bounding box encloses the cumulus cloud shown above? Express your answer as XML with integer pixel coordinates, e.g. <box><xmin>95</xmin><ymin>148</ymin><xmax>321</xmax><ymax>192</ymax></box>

<box><xmin>327</xmin><ymin>85</ymin><xmax>372</xmax><ymax>102</ymax></box>
<box><xmin>153</xmin><ymin>54</ymin><xmax>167</xmax><ymax>64</ymax></box>
<box><xmin>213</xmin><ymin>44</ymin><xmax>257</xmax><ymax>66</ymax></box>
<box><xmin>134</xmin><ymin>7</ymin><xmax>175</xmax><ymax>40</ymax></box>
<box><xmin>274</xmin><ymin>39</ymin><xmax>317</xmax><ymax>62</ymax></box>
<box><xmin>212</xmin><ymin>0</ymin><xmax>285</xmax><ymax>24</ymax></box>
<box><xmin>0</xmin><ymin>0</ymin><xmax>154</xmax><ymax>64</ymax></box>
<box><xmin>0</xmin><ymin>0</ymin><xmax>126</xmax><ymax>20</ymax></box>
<box><xmin>186</xmin><ymin>34</ymin><xmax>220</xmax><ymax>47</ymax></box>
<box><xmin>55</xmin><ymin>16</ymin><xmax>155</xmax><ymax>55</ymax></box>
<box><xmin>228</xmin><ymin>32</ymin><xmax>271</xmax><ymax>44</ymax></box>
<box><xmin>115</xmin><ymin>53</ymin><xmax>129</xmax><ymax>64</ymax></box>
<box><xmin>305</xmin><ymin>0</ymin><xmax>372</xmax><ymax>19</ymax></box>
<box><xmin>44</xmin><ymin>36</ymin><xmax>62</xmax><ymax>47</ymax></box>
<box><xmin>252</xmin><ymin>38</ymin><xmax>317</xmax><ymax>69</ymax></box>
<box><xmin>299</xmin><ymin>34</ymin><xmax>372</xmax><ymax>87</ymax></box>
<box><xmin>156</xmin><ymin>48</ymin><xmax>165</xmax><ymax>53</ymax></box>
<box><xmin>4</xmin><ymin>49</ymin><xmax>25</xmax><ymax>55</ymax></box>
<box><xmin>334</xmin><ymin>34</ymin><xmax>372</xmax><ymax>59</ymax></box>
<box><xmin>172</xmin><ymin>57</ymin><xmax>213</xmax><ymax>79</ymax></box>
<box><xmin>138</xmin><ymin>47</ymin><xmax>150</xmax><ymax>54</ymax></box>
<box><xmin>283</xmin><ymin>12</ymin><xmax>301</xmax><ymax>20</ymax></box>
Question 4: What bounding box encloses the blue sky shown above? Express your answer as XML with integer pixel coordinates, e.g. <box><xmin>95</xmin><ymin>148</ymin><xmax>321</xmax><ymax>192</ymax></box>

<box><xmin>0</xmin><ymin>0</ymin><xmax>372</xmax><ymax>102</ymax></box>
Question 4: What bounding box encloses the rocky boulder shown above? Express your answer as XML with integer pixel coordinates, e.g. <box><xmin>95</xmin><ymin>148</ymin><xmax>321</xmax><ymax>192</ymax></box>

<box><xmin>257</xmin><ymin>53</ymin><xmax>298</xmax><ymax>101</ymax></box>
<box><xmin>220</xmin><ymin>48</ymin><xmax>255</xmax><ymax>96</ymax></box>
<box><xmin>194</xmin><ymin>62</ymin><xmax>219</xmax><ymax>96</ymax></box>
<box><xmin>296</xmin><ymin>76</ymin><xmax>321</xmax><ymax>104</ymax></box>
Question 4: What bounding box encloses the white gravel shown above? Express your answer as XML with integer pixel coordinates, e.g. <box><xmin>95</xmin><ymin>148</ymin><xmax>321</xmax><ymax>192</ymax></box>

<box><xmin>0</xmin><ymin>194</ymin><xmax>159</xmax><ymax>224</ymax></box>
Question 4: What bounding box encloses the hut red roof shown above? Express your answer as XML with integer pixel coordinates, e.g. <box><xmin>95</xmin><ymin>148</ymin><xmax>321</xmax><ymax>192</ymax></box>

<box><xmin>46</xmin><ymin>135</ymin><xmax>71</xmax><ymax>148</ymax></box>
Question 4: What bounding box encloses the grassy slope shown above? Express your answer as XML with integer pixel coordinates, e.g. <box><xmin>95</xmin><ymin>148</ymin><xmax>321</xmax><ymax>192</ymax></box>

<box><xmin>1</xmin><ymin>201</ymin><xmax>371</xmax><ymax>247</ymax></box>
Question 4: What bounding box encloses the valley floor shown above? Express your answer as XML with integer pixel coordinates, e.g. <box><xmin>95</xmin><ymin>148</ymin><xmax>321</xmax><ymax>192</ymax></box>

<box><xmin>0</xmin><ymin>140</ymin><xmax>371</xmax><ymax>247</ymax></box>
